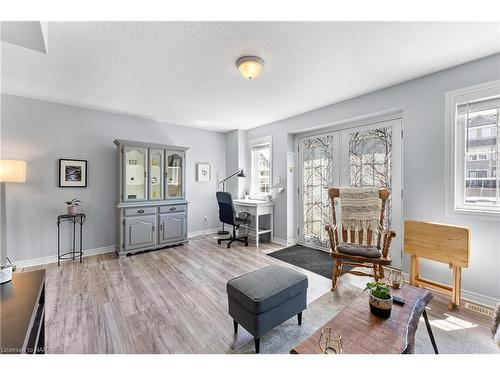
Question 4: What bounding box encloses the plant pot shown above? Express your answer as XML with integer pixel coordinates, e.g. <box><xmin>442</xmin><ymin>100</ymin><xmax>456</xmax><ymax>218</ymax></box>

<box><xmin>67</xmin><ymin>206</ymin><xmax>78</xmax><ymax>215</ymax></box>
<box><xmin>369</xmin><ymin>291</ymin><xmax>392</xmax><ymax>319</ymax></box>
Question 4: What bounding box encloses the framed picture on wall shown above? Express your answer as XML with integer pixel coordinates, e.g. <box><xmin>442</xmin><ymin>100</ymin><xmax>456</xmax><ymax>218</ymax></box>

<box><xmin>59</xmin><ymin>159</ymin><xmax>88</xmax><ymax>187</ymax></box>
<box><xmin>197</xmin><ymin>162</ymin><xmax>211</xmax><ymax>182</ymax></box>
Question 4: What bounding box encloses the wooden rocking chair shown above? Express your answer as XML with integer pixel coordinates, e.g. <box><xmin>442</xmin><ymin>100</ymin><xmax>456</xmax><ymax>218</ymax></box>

<box><xmin>324</xmin><ymin>188</ymin><xmax>396</xmax><ymax>291</ymax></box>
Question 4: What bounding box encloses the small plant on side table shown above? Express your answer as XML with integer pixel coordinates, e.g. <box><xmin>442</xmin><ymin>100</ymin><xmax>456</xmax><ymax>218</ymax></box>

<box><xmin>65</xmin><ymin>198</ymin><xmax>81</xmax><ymax>215</ymax></box>
<box><xmin>366</xmin><ymin>281</ymin><xmax>393</xmax><ymax>319</ymax></box>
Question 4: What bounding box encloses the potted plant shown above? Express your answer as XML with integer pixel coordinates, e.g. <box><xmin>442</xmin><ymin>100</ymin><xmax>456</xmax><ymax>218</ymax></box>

<box><xmin>65</xmin><ymin>198</ymin><xmax>81</xmax><ymax>215</ymax></box>
<box><xmin>366</xmin><ymin>281</ymin><xmax>393</xmax><ymax>319</ymax></box>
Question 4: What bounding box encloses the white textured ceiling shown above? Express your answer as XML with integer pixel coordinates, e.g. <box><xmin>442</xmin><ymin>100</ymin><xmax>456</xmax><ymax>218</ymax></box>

<box><xmin>2</xmin><ymin>22</ymin><xmax>499</xmax><ymax>132</ymax></box>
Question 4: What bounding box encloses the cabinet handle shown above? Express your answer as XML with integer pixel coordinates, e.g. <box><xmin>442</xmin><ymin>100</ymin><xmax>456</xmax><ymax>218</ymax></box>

<box><xmin>170</xmin><ymin>207</ymin><xmax>176</xmax><ymax>211</ymax></box>
<box><xmin>159</xmin><ymin>224</ymin><xmax>163</xmax><ymax>230</ymax></box>
<box><xmin>137</xmin><ymin>209</ymin><xmax>145</xmax><ymax>214</ymax></box>
<box><xmin>152</xmin><ymin>225</ymin><xmax>155</xmax><ymax>231</ymax></box>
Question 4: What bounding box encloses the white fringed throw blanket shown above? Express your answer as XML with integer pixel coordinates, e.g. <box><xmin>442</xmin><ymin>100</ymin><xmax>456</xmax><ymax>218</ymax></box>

<box><xmin>339</xmin><ymin>187</ymin><xmax>380</xmax><ymax>231</ymax></box>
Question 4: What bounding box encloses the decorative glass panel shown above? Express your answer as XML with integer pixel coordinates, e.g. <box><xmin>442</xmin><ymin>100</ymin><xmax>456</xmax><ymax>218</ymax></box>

<box><xmin>150</xmin><ymin>150</ymin><xmax>163</xmax><ymax>200</ymax></box>
<box><xmin>348</xmin><ymin>127</ymin><xmax>393</xmax><ymax>227</ymax></box>
<box><xmin>125</xmin><ymin>148</ymin><xmax>146</xmax><ymax>200</ymax></box>
<box><xmin>167</xmin><ymin>152</ymin><xmax>183</xmax><ymax>198</ymax></box>
<box><xmin>301</xmin><ymin>136</ymin><xmax>334</xmax><ymax>247</ymax></box>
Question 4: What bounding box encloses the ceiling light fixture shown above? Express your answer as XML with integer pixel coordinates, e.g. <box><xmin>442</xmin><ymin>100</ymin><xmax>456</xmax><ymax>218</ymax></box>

<box><xmin>236</xmin><ymin>56</ymin><xmax>264</xmax><ymax>79</ymax></box>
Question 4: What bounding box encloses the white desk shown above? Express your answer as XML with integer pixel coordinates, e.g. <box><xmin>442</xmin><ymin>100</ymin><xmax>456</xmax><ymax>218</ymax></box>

<box><xmin>233</xmin><ymin>199</ymin><xmax>274</xmax><ymax>247</ymax></box>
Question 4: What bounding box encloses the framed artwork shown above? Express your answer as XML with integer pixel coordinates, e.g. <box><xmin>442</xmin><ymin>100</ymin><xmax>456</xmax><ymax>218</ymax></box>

<box><xmin>59</xmin><ymin>159</ymin><xmax>87</xmax><ymax>187</ymax></box>
<box><xmin>197</xmin><ymin>162</ymin><xmax>211</xmax><ymax>182</ymax></box>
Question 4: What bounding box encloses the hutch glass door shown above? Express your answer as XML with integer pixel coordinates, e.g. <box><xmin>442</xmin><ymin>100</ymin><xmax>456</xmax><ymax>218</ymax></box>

<box><xmin>124</xmin><ymin>146</ymin><xmax>147</xmax><ymax>201</ymax></box>
<box><xmin>149</xmin><ymin>149</ymin><xmax>164</xmax><ymax>200</ymax></box>
<box><xmin>166</xmin><ymin>151</ymin><xmax>184</xmax><ymax>198</ymax></box>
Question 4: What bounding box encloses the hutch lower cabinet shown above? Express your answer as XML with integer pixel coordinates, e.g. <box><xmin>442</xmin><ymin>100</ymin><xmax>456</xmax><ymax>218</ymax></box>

<box><xmin>114</xmin><ymin>139</ymin><xmax>189</xmax><ymax>257</ymax></box>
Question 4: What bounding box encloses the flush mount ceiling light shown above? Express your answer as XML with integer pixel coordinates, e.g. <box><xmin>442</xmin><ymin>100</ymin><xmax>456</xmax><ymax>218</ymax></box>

<box><xmin>236</xmin><ymin>56</ymin><xmax>264</xmax><ymax>79</ymax></box>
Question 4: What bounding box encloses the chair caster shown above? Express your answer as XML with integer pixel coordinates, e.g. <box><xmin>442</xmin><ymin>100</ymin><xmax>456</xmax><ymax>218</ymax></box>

<box><xmin>245</xmin><ymin>241</ymin><xmax>248</xmax><ymax>247</ymax></box>
<box><xmin>217</xmin><ymin>240</ymin><xmax>221</xmax><ymax>244</ymax></box>
<box><xmin>227</xmin><ymin>243</ymin><xmax>231</xmax><ymax>249</ymax></box>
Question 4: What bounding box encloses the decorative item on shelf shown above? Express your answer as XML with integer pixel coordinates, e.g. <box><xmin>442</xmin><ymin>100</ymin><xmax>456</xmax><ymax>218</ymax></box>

<box><xmin>59</xmin><ymin>159</ymin><xmax>87</xmax><ymax>187</ymax></box>
<box><xmin>65</xmin><ymin>198</ymin><xmax>81</xmax><ymax>215</ymax></box>
<box><xmin>388</xmin><ymin>269</ymin><xmax>405</xmax><ymax>289</ymax></box>
<box><xmin>196</xmin><ymin>162</ymin><xmax>211</xmax><ymax>182</ymax></box>
<box><xmin>366</xmin><ymin>281</ymin><xmax>393</xmax><ymax>319</ymax></box>
<box><xmin>0</xmin><ymin>159</ymin><xmax>27</xmax><ymax>284</ymax></box>
<box><xmin>318</xmin><ymin>327</ymin><xmax>343</xmax><ymax>354</ymax></box>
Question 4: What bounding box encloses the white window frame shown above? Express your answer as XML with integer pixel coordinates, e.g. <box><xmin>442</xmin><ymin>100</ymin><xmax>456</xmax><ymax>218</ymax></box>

<box><xmin>249</xmin><ymin>136</ymin><xmax>273</xmax><ymax>197</ymax></box>
<box><xmin>445</xmin><ymin>80</ymin><xmax>500</xmax><ymax>216</ymax></box>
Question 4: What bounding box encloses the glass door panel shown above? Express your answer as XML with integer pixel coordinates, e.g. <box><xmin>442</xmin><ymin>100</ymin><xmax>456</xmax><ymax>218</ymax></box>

<box><xmin>124</xmin><ymin>147</ymin><xmax>147</xmax><ymax>201</ymax></box>
<box><xmin>298</xmin><ymin>134</ymin><xmax>338</xmax><ymax>248</ymax></box>
<box><xmin>340</xmin><ymin>119</ymin><xmax>402</xmax><ymax>268</ymax></box>
<box><xmin>166</xmin><ymin>151</ymin><xmax>184</xmax><ymax>198</ymax></box>
<box><xmin>149</xmin><ymin>149</ymin><xmax>164</xmax><ymax>200</ymax></box>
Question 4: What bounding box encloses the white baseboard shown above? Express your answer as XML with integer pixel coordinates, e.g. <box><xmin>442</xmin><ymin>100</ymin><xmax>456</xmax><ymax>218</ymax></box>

<box><xmin>271</xmin><ymin>237</ymin><xmax>298</xmax><ymax>247</ymax></box>
<box><xmin>187</xmin><ymin>227</ymin><xmax>220</xmax><ymax>238</ymax></box>
<box><xmin>15</xmin><ymin>245</ymin><xmax>115</xmax><ymax>269</ymax></box>
<box><xmin>461</xmin><ymin>289</ymin><xmax>500</xmax><ymax>308</ymax></box>
<box><xmin>15</xmin><ymin>228</ymin><xmax>221</xmax><ymax>268</ymax></box>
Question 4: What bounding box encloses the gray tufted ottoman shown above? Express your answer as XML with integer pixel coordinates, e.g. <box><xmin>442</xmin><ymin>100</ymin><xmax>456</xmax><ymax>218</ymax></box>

<box><xmin>226</xmin><ymin>265</ymin><xmax>308</xmax><ymax>353</ymax></box>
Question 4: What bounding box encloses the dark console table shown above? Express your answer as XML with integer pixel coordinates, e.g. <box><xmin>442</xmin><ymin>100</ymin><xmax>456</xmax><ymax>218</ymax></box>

<box><xmin>1</xmin><ymin>270</ymin><xmax>46</xmax><ymax>354</ymax></box>
<box><xmin>57</xmin><ymin>213</ymin><xmax>86</xmax><ymax>266</ymax></box>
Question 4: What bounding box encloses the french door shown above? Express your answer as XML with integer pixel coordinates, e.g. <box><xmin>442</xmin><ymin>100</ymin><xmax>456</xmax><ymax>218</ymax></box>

<box><xmin>298</xmin><ymin>118</ymin><xmax>402</xmax><ymax>268</ymax></box>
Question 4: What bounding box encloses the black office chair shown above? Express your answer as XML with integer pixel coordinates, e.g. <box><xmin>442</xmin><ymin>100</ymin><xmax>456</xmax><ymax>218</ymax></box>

<box><xmin>216</xmin><ymin>191</ymin><xmax>251</xmax><ymax>248</ymax></box>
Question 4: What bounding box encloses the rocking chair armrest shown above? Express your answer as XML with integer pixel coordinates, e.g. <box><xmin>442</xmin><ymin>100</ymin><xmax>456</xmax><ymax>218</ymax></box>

<box><xmin>324</xmin><ymin>224</ymin><xmax>339</xmax><ymax>249</ymax></box>
<box><xmin>379</xmin><ymin>226</ymin><xmax>396</xmax><ymax>258</ymax></box>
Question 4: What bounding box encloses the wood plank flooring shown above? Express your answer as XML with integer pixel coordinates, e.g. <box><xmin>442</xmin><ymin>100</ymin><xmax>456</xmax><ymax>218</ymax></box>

<box><xmin>21</xmin><ymin>236</ymin><xmax>495</xmax><ymax>354</ymax></box>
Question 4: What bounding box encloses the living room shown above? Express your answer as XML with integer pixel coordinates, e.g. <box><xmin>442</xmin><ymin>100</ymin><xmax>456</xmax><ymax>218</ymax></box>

<box><xmin>1</xmin><ymin>1</ymin><xmax>499</xmax><ymax>374</ymax></box>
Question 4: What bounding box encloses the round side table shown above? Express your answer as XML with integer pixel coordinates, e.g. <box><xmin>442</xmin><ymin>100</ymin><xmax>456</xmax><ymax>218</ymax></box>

<box><xmin>57</xmin><ymin>213</ymin><xmax>86</xmax><ymax>266</ymax></box>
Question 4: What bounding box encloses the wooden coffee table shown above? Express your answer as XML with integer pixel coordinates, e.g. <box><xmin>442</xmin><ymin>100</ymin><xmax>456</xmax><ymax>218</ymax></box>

<box><xmin>291</xmin><ymin>283</ymin><xmax>438</xmax><ymax>354</ymax></box>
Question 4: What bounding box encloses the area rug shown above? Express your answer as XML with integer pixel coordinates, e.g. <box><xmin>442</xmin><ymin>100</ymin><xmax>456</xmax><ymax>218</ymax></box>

<box><xmin>231</xmin><ymin>284</ymin><xmax>500</xmax><ymax>354</ymax></box>
<box><xmin>267</xmin><ymin>244</ymin><xmax>348</xmax><ymax>279</ymax></box>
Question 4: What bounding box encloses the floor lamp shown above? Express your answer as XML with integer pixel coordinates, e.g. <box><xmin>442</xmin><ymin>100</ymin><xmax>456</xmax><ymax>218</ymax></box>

<box><xmin>217</xmin><ymin>169</ymin><xmax>245</xmax><ymax>235</ymax></box>
<box><xmin>0</xmin><ymin>160</ymin><xmax>27</xmax><ymax>284</ymax></box>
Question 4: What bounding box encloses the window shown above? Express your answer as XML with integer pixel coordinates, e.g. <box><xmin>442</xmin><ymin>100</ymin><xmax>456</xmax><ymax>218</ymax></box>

<box><xmin>250</xmin><ymin>137</ymin><xmax>272</xmax><ymax>196</ymax></box>
<box><xmin>446</xmin><ymin>80</ymin><xmax>500</xmax><ymax>214</ymax></box>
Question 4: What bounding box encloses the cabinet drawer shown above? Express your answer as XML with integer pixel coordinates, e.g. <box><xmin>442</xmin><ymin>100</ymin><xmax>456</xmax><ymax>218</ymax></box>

<box><xmin>124</xmin><ymin>207</ymin><xmax>157</xmax><ymax>216</ymax></box>
<box><xmin>234</xmin><ymin>205</ymin><xmax>256</xmax><ymax>216</ymax></box>
<box><xmin>159</xmin><ymin>204</ymin><xmax>186</xmax><ymax>214</ymax></box>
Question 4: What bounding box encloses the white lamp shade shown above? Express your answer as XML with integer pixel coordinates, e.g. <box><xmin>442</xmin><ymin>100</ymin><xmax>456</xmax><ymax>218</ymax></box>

<box><xmin>236</xmin><ymin>56</ymin><xmax>264</xmax><ymax>79</ymax></box>
<box><xmin>0</xmin><ymin>160</ymin><xmax>27</xmax><ymax>183</ymax></box>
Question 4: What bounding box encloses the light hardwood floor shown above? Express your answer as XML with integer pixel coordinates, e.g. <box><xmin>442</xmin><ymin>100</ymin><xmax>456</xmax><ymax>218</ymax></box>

<box><xmin>25</xmin><ymin>237</ymin><xmax>333</xmax><ymax>353</ymax></box>
<box><xmin>22</xmin><ymin>236</ymin><xmax>494</xmax><ymax>354</ymax></box>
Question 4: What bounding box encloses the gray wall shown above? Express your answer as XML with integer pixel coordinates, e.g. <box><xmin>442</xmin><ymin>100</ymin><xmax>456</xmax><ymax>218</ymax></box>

<box><xmin>1</xmin><ymin>94</ymin><xmax>226</xmax><ymax>262</ymax></box>
<box><xmin>246</xmin><ymin>53</ymin><xmax>500</xmax><ymax>303</ymax></box>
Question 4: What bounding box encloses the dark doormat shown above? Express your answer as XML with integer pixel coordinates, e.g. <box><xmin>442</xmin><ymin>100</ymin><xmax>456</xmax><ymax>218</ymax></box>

<box><xmin>267</xmin><ymin>244</ymin><xmax>350</xmax><ymax>279</ymax></box>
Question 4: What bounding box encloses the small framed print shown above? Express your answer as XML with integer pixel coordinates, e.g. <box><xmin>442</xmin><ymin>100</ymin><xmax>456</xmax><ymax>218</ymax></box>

<box><xmin>197</xmin><ymin>162</ymin><xmax>210</xmax><ymax>182</ymax></box>
<box><xmin>59</xmin><ymin>159</ymin><xmax>87</xmax><ymax>187</ymax></box>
